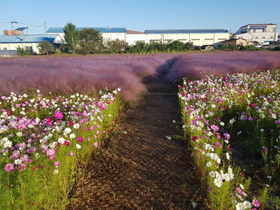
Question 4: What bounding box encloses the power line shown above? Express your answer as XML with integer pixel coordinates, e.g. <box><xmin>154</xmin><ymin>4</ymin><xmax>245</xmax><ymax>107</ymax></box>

<box><xmin>17</xmin><ymin>22</ymin><xmax>44</xmax><ymax>28</ymax></box>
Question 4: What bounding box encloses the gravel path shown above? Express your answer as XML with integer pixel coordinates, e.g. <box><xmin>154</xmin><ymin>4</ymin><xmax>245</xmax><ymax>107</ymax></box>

<box><xmin>67</xmin><ymin>77</ymin><xmax>211</xmax><ymax>210</ymax></box>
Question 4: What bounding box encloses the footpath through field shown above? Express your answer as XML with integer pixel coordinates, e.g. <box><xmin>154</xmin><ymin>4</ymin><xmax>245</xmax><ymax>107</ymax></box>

<box><xmin>67</xmin><ymin>74</ymin><xmax>211</xmax><ymax>209</ymax></box>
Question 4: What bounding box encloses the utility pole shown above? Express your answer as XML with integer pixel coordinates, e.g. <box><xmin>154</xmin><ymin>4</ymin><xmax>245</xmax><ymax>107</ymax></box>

<box><xmin>11</xmin><ymin>20</ymin><xmax>18</xmax><ymax>31</ymax></box>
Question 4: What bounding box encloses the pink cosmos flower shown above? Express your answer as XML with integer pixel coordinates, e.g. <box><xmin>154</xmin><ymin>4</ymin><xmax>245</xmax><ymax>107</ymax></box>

<box><xmin>46</xmin><ymin>149</ymin><xmax>56</xmax><ymax>156</ymax></box>
<box><xmin>252</xmin><ymin>199</ymin><xmax>260</xmax><ymax>207</ymax></box>
<box><xmin>93</xmin><ymin>142</ymin><xmax>99</xmax><ymax>147</ymax></box>
<box><xmin>236</xmin><ymin>187</ymin><xmax>244</xmax><ymax>195</ymax></box>
<box><xmin>223</xmin><ymin>133</ymin><xmax>230</xmax><ymax>140</ymax></box>
<box><xmin>192</xmin><ymin>136</ymin><xmax>199</xmax><ymax>141</ymax></box>
<box><xmin>64</xmin><ymin>141</ymin><xmax>71</xmax><ymax>146</ymax></box>
<box><xmin>54</xmin><ymin>110</ymin><xmax>64</xmax><ymax>120</ymax></box>
<box><xmin>210</xmin><ymin>125</ymin><xmax>219</xmax><ymax>132</ymax></box>
<box><xmin>4</xmin><ymin>163</ymin><xmax>15</xmax><ymax>171</ymax></box>
<box><xmin>66</xmin><ymin>151</ymin><xmax>74</xmax><ymax>156</ymax></box>
<box><xmin>18</xmin><ymin>163</ymin><xmax>26</xmax><ymax>171</ymax></box>
<box><xmin>49</xmin><ymin>155</ymin><xmax>55</xmax><ymax>160</ymax></box>
<box><xmin>77</xmin><ymin>137</ymin><xmax>84</xmax><ymax>142</ymax></box>
<box><xmin>54</xmin><ymin>161</ymin><xmax>60</xmax><ymax>167</ymax></box>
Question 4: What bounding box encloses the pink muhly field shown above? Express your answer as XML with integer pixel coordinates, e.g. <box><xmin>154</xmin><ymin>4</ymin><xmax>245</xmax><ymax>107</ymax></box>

<box><xmin>0</xmin><ymin>54</ymin><xmax>175</xmax><ymax>103</ymax></box>
<box><xmin>166</xmin><ymin>51</ymin><xmax>280</xmax><ymax>81</ymax></box>
<box><xmin>0</xmin><ymin>51</ymin><xmax>280</xmax><ymax>103</ymax></box>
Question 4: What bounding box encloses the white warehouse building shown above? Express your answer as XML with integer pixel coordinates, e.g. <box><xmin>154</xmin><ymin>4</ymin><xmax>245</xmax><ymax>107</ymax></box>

<box><xmin>47</xmin><ymin>27</ymin><xmax>230</xmax><ymax>47</ymax></box>
<box><xmin>144</xmin><ymin>29</ymin><xmax>230</xmax><ymax>47</ymax></box>
<box><xmin>233</xmin><ymin>23</ymin><xmax>278</xmax><ymax>45</ymax></box>
<box><xmin>47</xmin><ymin>27</ymin><xmax>127</xmax><ymax>43</ymax></box>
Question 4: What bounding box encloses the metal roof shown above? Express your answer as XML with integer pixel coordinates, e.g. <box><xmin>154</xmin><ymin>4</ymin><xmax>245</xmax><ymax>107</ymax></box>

<box><xmin>144</xmin><ymin>29</ymin><xmax>229</xmax><ymax>34</ymax></box>
<box><xmin>47</xmin><ymin>27</ymin><xmax>127</xmax><ymax>33</ymax></box>
<box><xmin>0</xmin><ymin>34</ymin><xmax>60</xmax><ymax>43</ymax></box>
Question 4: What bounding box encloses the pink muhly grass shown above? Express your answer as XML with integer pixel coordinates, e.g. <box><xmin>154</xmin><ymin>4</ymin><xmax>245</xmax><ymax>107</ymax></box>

<box><xmin>166</xmin><ymin>51</ymin><xmax>280</xmax><ymax>81</ymax></box>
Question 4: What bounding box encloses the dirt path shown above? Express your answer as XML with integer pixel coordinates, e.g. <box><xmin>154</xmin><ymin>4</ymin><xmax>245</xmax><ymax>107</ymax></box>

<box><xmin>67</xmin><ymin>77</ymin><xmax>211</xmax><ymax>210</ymax></box>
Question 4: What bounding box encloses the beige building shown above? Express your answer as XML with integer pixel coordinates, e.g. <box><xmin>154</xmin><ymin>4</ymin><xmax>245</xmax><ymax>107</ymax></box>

<box><xmin>222</xmin><ymin>38</ymin><xmax>248</xmax><ymax>47</ymax></box>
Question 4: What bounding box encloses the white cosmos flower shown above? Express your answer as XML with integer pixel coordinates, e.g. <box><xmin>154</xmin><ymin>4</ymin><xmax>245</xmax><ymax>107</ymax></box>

<box><xmin>76</xmin><ymin>144</ymin><xmax>81</xmax><ymax>149</ymax></box>
<box><xmin>53</xmin><ymin>169</ymin><xmax>59</xmax><ymax>174</ymax></box>
<box><xmin>58</xmin><ymin>137</ymin><xmax>65</xmax><ymax>144</ymax></box>
<box><xmin>14</xmin><ymin>159</ymin><xmax>22</xmax><ymax>165</ymax></box>
<box><xmin>69</xmin><ymin>133</ymin><xmax>76</xmax><ymax>139</ymax></box>
<box><xmin>242</xmin><ymin>201</ymin><xmax>252</xmax><ymax>209</ymax></box>
<box><xmin>73</xmin><ymin>123</ymin><xmax>80</xmax><ymax>129</ymax></box>
<box><xmin>209</xmin><ymin>171</ymin><xmax>215</xmax><ymax>177</ymax></box>
<box><xmin>206</xmin><ymin>162</ymin><xmax>212</xmax><ymax>167</ymax></box>
<box><xmin>64</xmin><ymin>127</ymin><xmax>72</xmax><ymax>134</ymax></box>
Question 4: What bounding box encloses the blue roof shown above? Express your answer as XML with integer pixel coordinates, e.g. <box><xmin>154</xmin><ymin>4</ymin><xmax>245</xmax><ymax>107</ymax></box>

<box><xmin>47</xmin><ymin>27</ymin><xmax>127</xmax><ymax>33</ymax></box>
<box><xmin>15</xmin><ymin>27</ymin><xmax>29</xmax><ymax>31</ymax></box>
<box><xmin>144</xmin><ymin>29</ymin><xmax>229</xmax><ymax>34</ymax></box>
<box><xmin>0</xmin><ymin>34</ymin><xmax>59</xmax><ymax>43</ymax></box>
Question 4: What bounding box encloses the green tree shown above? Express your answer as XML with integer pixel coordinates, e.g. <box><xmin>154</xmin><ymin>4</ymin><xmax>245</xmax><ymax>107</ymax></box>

<box><xmin>39</xmin><ymin>40</ymin><xmax>53</xmax><ymax>55</ymax></box>
<box><xmin>77</xmin><ymin>28</ymin><xmax>103</xmax><ymax>54</ymax></box>
<box><xmin>184</xmin><ymin>42</ymin><xmax>194</xmax><ymax>50</ymax></box>
<box><xmin>16</xmin><ymin>46</ymin><xmax>32</xmax><ymax>56</ymax></box>
<box><xmin>63</xmin><ymin>23</ymin><xmax>79</xmax><ymax>54</ymax></box>
<box><xmin>168</xmin><ymin>40</ymin><xmax>184</xmax><ymax>52</ymax></box>
<box><xmin>106</xmin><ymin>39</ymin><xmax>128</xmax><ymax>53</ymax></box>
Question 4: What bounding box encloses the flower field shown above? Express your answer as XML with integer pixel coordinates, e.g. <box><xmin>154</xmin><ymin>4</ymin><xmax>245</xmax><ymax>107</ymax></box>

<box><xmin>179</xmin><ymin>69</ymin><xmax>280</xmax><ymax>209</ymax></box>
<box><xmin>0</xmin><ymin>88</ymin><xmax>122</xmax><ymax>209</ymax></box>
<box><xmin>0</xmin><ymin>51</ymin><xmax>280</xmax><ymax>209</ymax></box>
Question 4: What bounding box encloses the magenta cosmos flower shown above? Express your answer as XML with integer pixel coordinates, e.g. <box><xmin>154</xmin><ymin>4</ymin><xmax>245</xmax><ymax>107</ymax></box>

<box><xmin>54</xmin><ymin>110</ymin><xmax>64</xmax><ymax>120</ymax></box>
<box><xmin>4</xmin><ymin>163</ymin><xmax>15</xmax><ymax>171</ymax></box>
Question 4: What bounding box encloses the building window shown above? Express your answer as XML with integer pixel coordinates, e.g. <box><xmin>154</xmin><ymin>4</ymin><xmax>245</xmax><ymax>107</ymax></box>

<box><xmin>218</xmin><ymin>38</ymin><xmax>226</xmax><ymax>40</ymax></box>
<box><xmin>178</xmin><ymin>39</ymin><xmax>187</xmax><ymax>42</ymax></box>
<box><xmin>270</xmin><ymin>36</ymin><xmax>274</xmax><ymax>38</ymax></box>
<box><xmin>205</xmin><ymin>38</ymin><xmax>214</xmax><ymax>40</ymax></box>
<box><xmin>164</xmin><ymin>39</ymin><xmax>173</xmax><ymax>43</ymax></box>
<box><xmin>150</xmin><ymin>39</ymin><xmax>160</xmax><ymax>43</ymax></box>
<box><xmin>262</xmin><ymin>36</ymin><xmax>265</xmax><ymax>39</ymax></box>
<box><xmin>4</xmin><ymin>47</ymin><xmax>8</xmax><ymax>50</ymax></box>
<box><xmin>255</xmin><ymin>37</ymin><xmax>258</xmax><ymax>39</ymax></box>
<box><xmin>191</xmin><ymin>39</ymin><xmax>200</xmax><ymax>41</ymax></box>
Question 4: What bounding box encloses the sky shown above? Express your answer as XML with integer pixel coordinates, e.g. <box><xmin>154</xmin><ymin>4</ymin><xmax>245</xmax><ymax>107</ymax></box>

<box><xmin>0</xmin><ymin>0</ymin><xmax>280</xmax><ymax>35</ymax></box>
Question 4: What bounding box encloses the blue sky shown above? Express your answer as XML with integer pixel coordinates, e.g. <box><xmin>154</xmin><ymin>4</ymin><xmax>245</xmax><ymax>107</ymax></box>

<box><xmin>1</xmin><ymin>0</ymin><xmax>280</xmax><ymax>35</ymax></box>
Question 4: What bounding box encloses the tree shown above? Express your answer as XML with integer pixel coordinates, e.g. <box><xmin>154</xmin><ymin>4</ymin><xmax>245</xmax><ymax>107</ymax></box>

<box><xmin>77</xmin><ymin>28</ymin><xmax>103</xmax><ymax>54</ymax></box>
<box><xmin>168</xmin><ymin>40</ymin><xmax>184</xmax><ymax>52</ymax></box>
<box><xmin>63</xmin><ymin>23</ymin><xmax>79</xmax><ymax>54</ymax></box>
<box><xmin>106</xmin><ymin>39</ymin><xmax>128</xmax><ymax>53</ymax></box>
<box><xmin>184</xmin><ymin>42</ymin><xmax>194</xmax><ymax>50</ymax></box>
<box><xmin>16</xmin><ymin>46</ymin><xmax>32</xmax><ymax>56</ymax></box>
<box><xmin>39</xmin><ymin>40</ymin><xmax>52</xmax><ymax>55</ymax></box>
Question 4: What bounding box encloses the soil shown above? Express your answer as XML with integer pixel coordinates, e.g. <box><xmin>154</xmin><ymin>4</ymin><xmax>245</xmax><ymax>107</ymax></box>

<box><xmin>66</xmin><ymin>75</ymin><xmax>211</xmax><ymax>210</ymax></box>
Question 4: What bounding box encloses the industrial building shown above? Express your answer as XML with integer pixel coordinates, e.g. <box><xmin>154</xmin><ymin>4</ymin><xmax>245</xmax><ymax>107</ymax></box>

<box><xmin>46</xmin><ymin>27</ymin><xmax>230</xmax><ymax>47</ymax></box>
<box><xmin>144</xmin><ymin>29</ymin><xmax>229</xmax><ymax>47</ymax></box>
